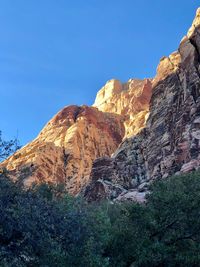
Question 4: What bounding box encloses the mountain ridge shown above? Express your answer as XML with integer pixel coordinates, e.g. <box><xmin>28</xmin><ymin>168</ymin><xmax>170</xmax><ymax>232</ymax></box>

<box><xmin>1</xmin><ymin>77</ymin><xmax>151</xmax><ymax>194</ymax></box>
<box><xmin>85</xmin><ymin>8</ymin><xmax>200</xmax><ymax>201</ymax></box>
<box><xmin>1</xmin><ymin>8</ymin><xmax>200</xmax><ymax>201</ymax></box>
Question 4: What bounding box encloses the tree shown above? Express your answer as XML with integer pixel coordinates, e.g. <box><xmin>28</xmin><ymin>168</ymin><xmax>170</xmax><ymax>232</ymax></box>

<box><xmin>106</xmin><ymin>172</ymin><xmax>200</xmax><ymax>267</ymax></box>
<box><xmin>0</xmin><ymin>177</ymin><xmax>111</xmax><ymax>267</ymax></box>
<box><xmin>0</xmin><ymin>131</ymin><xmax>20</xmax><ymax>161</ymax></box>
<box><xmin>1</xmin><ymin>127</ymin><xmax>200</xmax><ymax>267</ymax></box>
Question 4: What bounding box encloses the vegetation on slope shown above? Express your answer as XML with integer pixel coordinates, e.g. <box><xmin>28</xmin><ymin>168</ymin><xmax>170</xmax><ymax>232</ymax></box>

<box><xmin>0</xmin><ymin>127</ymin><xmax>200</xmax><ymax>267</ymax></box>
<box><xmin>0</xmin><ymin>171</ymin><xmax>200</xmax><ymax>267</ymax></box>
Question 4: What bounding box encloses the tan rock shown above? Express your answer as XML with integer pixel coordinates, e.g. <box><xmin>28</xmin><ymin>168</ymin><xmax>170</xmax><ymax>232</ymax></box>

<box><xmin>187</xmin><ymin>8</ymin><xmax>200</xmax><ymax>38</ymax></box>
<box><xmin>153</xmin><ymin>51</ymin><xmax>181</xmax><ymax>86</ymax></box>
<box><xmin>0</xmin><ymin>75</ymin><xmax>152</xmax><ymax>194</ymax></box>
<box><xmin>1</xmin><ymin>105</ymin><xmax>124</xmax><ymax>194</ymax></box>
<box><xmin>94</xmin><ymin>78</ymin><xmax>152</xmax><ymax>137</ymax></box>
<box><xmin>85</xmin><ymin>7</ymin><xmax>200</xmax><ymax>202</ymax></box>
<box><xmin>3</xmin><ymin>8</ymin><xmax>200</xmax><ymax>202</ymax></box>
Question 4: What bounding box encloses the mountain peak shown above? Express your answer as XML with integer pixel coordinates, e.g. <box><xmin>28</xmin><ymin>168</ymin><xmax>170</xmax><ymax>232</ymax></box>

<box><xmin>2</xmin><ymin>9</ymin><xmax>200</xmax><ymax>201</ymax></box>
<box><xmin>187</xmin><ymin>7</ymin><xmax>200</xmax><ymax>37</ymax></box>
<box><xmin>93</xmin><ymin>78</ymin><xmax>152</xmax><ymax>137</ymax></box>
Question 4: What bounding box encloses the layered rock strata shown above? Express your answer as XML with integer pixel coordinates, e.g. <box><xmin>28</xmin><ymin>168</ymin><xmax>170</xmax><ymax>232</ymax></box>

<box><xmin>85</xmin><ymin>8</ymin><xmax>200</xmax><ymax>201</ymax></box>
<box><xmin>93</xmin><ymin>78</ymin><xmax>152</xmax><ymax>137</ymax></box>
<box><xmin>1</xmin><ymin>106</ymin><xmax>125</xmax><ymax>194</ymax></box>
<box><xmin>2</xmin><ymin>8</ymin><xmax>200</xmax><ymax>201</ymax></box>
<box><xmin>1</xmin><ymin>76</ymin><xmax>151</xmax><ymax>193</ymax></box>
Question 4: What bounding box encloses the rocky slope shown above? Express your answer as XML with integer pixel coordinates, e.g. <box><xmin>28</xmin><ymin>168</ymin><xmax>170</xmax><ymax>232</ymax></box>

<box><xmin>1</xmin><ymin>106</ymin><xmax>125</xmax><ymax>194</ymax></box>
<box><xmin>1</xmin><ymin>8</ymin><xmax>200</xmax><ymax>201</ymax></box>
<box><xmin>93</xmin><ymin>78</ymin><xmax>152</xmax><ymax>137</ymax></box>
<box><xmin>85</xmin><ymin>8</ymin><xmax>200</xmax><ymax>201</ymax></box>
<box><xmin>0</xmin><ymin>78</ymin><xmax>151</xmax><ymax>194</ymax></box>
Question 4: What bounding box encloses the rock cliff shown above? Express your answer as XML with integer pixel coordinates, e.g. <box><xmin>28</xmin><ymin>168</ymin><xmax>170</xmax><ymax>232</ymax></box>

<box><xmin>1</xmin><ymin>106</ymin><xmax>125</xmax><ymax>194</ymax></box>
<box><xmin>1</xmin><ymin>74</ymin><xmax>151</xmax><ymax>191</ymax></box>
<box><xmin>1</xmin><ymin>8</ymin><xmax>200</xmax><ymax>201</ymax></box>
<box><xmin>93</xmin><ymin>78</ymin><xmax>152</xmax><ymax>137</ymax></box>
<box><xmin>85</xmin><ymin>8</ymin><xmax>200</xmax><ymax>201</ymax></box>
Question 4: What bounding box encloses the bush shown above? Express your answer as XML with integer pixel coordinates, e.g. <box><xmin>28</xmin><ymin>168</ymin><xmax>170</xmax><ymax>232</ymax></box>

<box><xmin>1</xmin><ymin>171</ymin><xmax>200</xmax><ymax>266</ymax></box>
<box><xmin>0</xmin><ymin>174</ymin><xmax>110</xmax><ymax>267</ymax></box>
<box><xmin>0</xmin><ymin>131</ymin><xmax>20</xmax><ymax>161</ymax></box>
<box><xmin>106</xmin><ymin>172</ymin><xmax>200</xmax><ymax>267</ymax></box>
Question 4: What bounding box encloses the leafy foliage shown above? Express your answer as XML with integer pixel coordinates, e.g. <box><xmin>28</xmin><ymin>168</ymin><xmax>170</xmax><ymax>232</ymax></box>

<box><xmin>0</xmin><ymin>131</ymin><xmax>20</xmax><ymax>161</ymax></box>
<box><xmin>0</xmin><ymin>174</ymin><xmax>110</xmax><ymax>267</ymax></box>
<box><xmin>106</xmin><ymin>172</ymin><xmax>200</xmax><ymax>267</ymax></box>
<box><xmin>0</xmin><ymin>171</ymin><xmax>200</xmax><ymax>266</ymax></box>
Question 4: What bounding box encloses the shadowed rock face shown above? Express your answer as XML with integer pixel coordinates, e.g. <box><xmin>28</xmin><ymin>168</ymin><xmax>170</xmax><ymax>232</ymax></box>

<box><xmin>84</xmin><ymin>8</ymin><xmax>200</xmax><ymax>202</ymax></box>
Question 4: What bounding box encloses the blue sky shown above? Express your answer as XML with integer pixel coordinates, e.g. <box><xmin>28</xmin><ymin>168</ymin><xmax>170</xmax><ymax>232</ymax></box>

<box><xmin>0</xmin><ymin>1</ymin><xmax>199</xmax><ymax>145</ymax></box>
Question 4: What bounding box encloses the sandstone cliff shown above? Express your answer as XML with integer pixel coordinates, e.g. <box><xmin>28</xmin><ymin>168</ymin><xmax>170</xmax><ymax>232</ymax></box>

<box><xmin>1</xmin><ymin>106</ymin><xmax>124</xmax><ymax>194</ymax></box>
<box><xmin>1</xmin><ymin>72</ymin><xmax>151</xmax><ymax>193</ymax></box>
<box><xmin>93</xmin><ymin>78</ymin><xmax>152</xmax><ymax>137</ymax></box>
<box><xmin>1</xmin><ymin>9</ymin><xmax>200</xmax><ymax>201</ymax></box>
<box><xmin>85</xmin><ymin>8</ymin><xmax>200</xmax><ymax>201</ymax></box>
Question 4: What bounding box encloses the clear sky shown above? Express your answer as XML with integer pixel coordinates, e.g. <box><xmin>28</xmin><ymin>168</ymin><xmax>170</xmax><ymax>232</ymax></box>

<box><xmin>0</xmin><ymin>1</ymin><xmax>199</xmax><ymax>145</ymax></box>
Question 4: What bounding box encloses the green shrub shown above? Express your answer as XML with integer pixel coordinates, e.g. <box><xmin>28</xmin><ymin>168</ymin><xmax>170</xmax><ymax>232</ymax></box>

<box><xmin>106</xmin><ymin>172</ymin><xmax>200</xmax><ymax>267</ymax></box>
<box><xmin>1</xmin><ymin>171</ymin><xmax>200</xmax><ymax>266</ymax></box>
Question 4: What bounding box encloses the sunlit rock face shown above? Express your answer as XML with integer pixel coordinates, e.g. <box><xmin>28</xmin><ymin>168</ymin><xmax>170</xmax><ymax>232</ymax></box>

<box><xmin>85</xmin><ymin>8</ymin><xmax>200</xmax><ymax>201</ymax></box>
<box><xmin>93</xmin><ymin>78</ymin><xmax>152</xmax><ymax>137</ymax></box>
<box><xmin>0</xmin><ymin>78</ymin><xmax>152</xmax><ymax>194</ymax></box>
<box><xmin>1</xmin><ymin>105</ymin><xmax>124</xmax><ymax>194</ymax></box>
<box><xmin>2</xmin><ymin>8</ymin><xmax>200</xmax><ymax>201</ymax></box>
<box><xmin>187</xmin><ymin>7</ymin><xmax>200</xmax><ymax>38</ymax></box>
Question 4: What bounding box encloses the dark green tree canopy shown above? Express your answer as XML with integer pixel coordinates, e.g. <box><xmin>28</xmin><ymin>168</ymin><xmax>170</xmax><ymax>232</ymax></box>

<box><xmin>0</xmin><ymin>127</ymin><xmax>200</xmax><ymax>267</ymax></box>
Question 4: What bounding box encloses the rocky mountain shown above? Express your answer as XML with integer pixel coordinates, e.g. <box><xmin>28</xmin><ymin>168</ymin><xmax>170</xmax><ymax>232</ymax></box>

<box><xmin>1</xmin><ymin>8</ymin><xmax>200</xmax><ymax>201</ymax></box>
<box><xmin>0</xmin><ymin>106</ymin><xmax>125</xmax><ymax>194</ymax></box>
<box><xmin>93</xmin><ymin>78</ymin><xmax>152</xmax><ymax>137</ymax></box>
<box><xmin>0</xmin><ymin>79</ymin><xmax>151</xmax><ymax>194</ymax></box>
<box><xmin>85</xmin><ymin>8</ymin><xmax>200</xmax><ymax>201</ymax></box>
